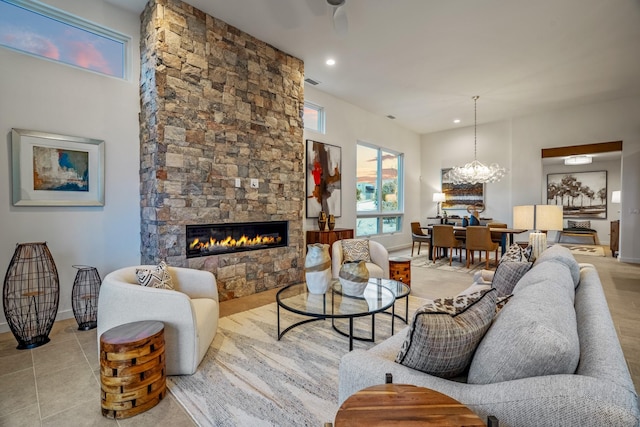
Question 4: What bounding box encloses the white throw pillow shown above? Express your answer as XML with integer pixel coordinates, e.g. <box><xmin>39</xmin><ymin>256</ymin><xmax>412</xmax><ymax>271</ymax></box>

<box><xmin>136</xmin><ymin>261</ymin><xmax>174</xmax><ymax>290</ymax></box>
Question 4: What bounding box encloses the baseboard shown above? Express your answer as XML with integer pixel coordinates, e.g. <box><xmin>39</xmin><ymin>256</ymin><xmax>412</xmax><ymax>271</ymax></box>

<box><xmin>618</xmin><ymin>256</ymin><xmax>640</xmax><ymax>264</ymax></box>
<box><xmin>0</xmin><ymin>309</ymin><xmax>75</xmax><ymax>335</ymax></box>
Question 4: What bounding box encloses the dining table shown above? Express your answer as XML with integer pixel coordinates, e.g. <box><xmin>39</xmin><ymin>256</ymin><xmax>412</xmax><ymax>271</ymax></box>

<box><xmin>421</xmin><ymin>225</ymin><xmax>528</xmax><ymax>260</ymax></box>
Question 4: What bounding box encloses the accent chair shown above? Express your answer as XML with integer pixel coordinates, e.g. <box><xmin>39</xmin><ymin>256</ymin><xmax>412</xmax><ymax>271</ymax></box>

<box><xmin>97</xmin><ymin>265</ymin><xmax>219</xmax><ymax>375</ymax></box>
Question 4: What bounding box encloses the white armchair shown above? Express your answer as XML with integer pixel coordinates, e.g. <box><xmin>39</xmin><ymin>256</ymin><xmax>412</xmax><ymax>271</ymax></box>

<box><xmin>97</xmin><ymin>265</ymin><xmax>219</xmax><ymax>375</ymax></box>
<box><xmin>331</xmin><ymin>239</ymin><xmax>390</xmax><ymax>279</ymax></box>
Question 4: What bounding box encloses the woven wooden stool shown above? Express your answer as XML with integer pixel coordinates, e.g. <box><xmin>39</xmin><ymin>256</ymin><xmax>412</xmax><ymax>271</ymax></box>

<box><xmin>389</xmin><ymin>257</ymin><xmax>411</xmax><ymax>287</ymax></box>
<box><xmin>100</xmin><ymin>320</ymin><xmax>166</xmax><ymax>419</ymax></box>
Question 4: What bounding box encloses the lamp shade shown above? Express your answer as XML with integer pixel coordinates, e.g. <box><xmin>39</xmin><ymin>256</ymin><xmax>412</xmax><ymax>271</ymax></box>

<box><xmin>612</xmin><ymin>191</ymin><xmax>621</xmax><ymax>204</ymax></box>
<box><xmin>513</xmin><ymin>205</ymin><xmax>563</xmax><ymax>231</ymax></box>
<box><xmin>432</xmin><ymin>192</ymin><xmax>446</xmax><ymax>203</ymax></box>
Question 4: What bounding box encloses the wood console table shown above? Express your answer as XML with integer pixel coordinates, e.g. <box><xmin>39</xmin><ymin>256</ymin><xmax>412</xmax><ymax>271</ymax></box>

<box><xmin>306</xmin><ymin>228</ymin><xmax>354</xmax><ymax>256</ymax></box>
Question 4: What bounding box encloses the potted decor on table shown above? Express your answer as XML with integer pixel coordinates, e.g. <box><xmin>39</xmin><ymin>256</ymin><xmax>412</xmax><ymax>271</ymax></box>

<box><xmin>318</xmin><ymin>211</ymin><xmax>327</xmax><ymax>231</ymax></box>
<box><xmin>338</xmin><ymin>260</ymin><xmax>370</xmax><ymax>297</ymax></box>
<box><xmin>305</xmin><ymin>243</ymin><xmax>332</xmax><ymax>294</ymax></box>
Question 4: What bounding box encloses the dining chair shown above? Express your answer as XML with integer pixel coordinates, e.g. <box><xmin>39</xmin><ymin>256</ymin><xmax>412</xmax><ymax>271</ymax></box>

<box><xmin>410</xmin><ymin>222</ymin><xmax>431</xmax><ymax>256</ymax></box>
<box><xmin>431</xmin><ymin>225</ymin><xmax>464</xmax><ymax>266</ymax></box>
<box><xmin>487</xmin><ymin>222</ymin><xmax>507</xmax><ymax>254</ymax></box>
<box><xmin>465</xmin><ymin>226</ymin><xmax>499</xmax><ymax>269</ymax></box>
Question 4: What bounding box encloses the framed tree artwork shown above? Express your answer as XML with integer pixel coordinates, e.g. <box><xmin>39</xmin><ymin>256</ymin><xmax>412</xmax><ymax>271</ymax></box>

<box><xmin>546</xmin><ymin>170</ymin><xmax>607</xmax><ymax>219</ymax></box>
<box><xmin>306</xmin><ymin>140</ymin><xmax>341</xmax><ymax>218</ymax></box>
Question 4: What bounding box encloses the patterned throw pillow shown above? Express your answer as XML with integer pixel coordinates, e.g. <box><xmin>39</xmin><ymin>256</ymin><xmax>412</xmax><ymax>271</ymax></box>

<box><xmin>395</xmin><ymin>288</ymin><xmax>497</xmax><ymax>378</ymax></box>
<box><xmin>567</xmin><ymin>220</ymin><xmax>591</xmax><ymax>229</ymax></box>
<box><xmin>136</xmin><ymin>261</ymin><xmax>174</xmax><ymax>290</ymax></box>
<box><xmin>341</xmin><ymin>239</ymin><xmax>371</xmax><ymax>262</ymax></box>
<box><xmin>496</xmin><ymin>294</ymin><xmax>512</xmax><ymax>313</ymax></box>
<box><xmin>492</xmin><ymin>261</ymin><xmax>532</xmax><ymax>296</ymax></box>
<box><xmin>499</xmin><ymin>243</ymin><xmax>528</xmax><ymax>263</ymax></box>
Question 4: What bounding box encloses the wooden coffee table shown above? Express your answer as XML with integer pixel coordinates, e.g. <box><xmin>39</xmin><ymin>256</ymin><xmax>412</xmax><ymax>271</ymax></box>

<box><xmin>335</xmin><ymin>383</ymin><xmax>486</xmax><ymax>426</ymax></box>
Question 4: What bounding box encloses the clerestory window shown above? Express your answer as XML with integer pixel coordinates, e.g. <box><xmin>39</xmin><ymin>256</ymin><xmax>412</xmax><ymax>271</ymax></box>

<box><xmin>0</xmin><ymin>0</ymin><xmax>130</xmax><ymax>79</ymax></box>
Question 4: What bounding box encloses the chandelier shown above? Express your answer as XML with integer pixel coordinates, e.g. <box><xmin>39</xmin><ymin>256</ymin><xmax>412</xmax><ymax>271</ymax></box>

<box><xmin>445</xmin><ymin>96</ymin><xmax>507</xmax><ymax>184</ymax></box>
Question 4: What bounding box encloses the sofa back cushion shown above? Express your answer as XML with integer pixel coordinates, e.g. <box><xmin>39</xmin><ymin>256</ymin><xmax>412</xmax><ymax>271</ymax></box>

<box><xmin>395</xmin><ymin>288</ymin><xmax>496</xmax><ymax>378</ymax></box>
<box><xmin>533</xmin><ymin>244</ymin><xmax>580</xmax><ymax>287</ymax></box>
<box><xmin>468</xmin><ymin>264</ymin><xmax>579</xmax><ymax>384</ymax></box>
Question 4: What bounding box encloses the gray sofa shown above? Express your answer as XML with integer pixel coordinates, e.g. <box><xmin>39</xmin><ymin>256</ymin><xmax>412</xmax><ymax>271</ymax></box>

<box><xmin>338</xmin><ymin>245</ymin><xmax>640</xmax><ymax>426</ymax></box>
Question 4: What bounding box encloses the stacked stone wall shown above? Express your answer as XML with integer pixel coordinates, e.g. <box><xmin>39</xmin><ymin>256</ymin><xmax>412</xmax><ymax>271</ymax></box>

<box><xmin>140</xmin><ymin>0</ymin><xmax>305</xmax><ymax>300</ymax></box>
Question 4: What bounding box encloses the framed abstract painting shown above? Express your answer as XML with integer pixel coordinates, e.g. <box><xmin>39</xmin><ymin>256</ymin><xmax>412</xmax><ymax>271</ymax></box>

<box><xmin>441</xmin><ymin>168</ymin><xmax>484</xmax><ymax>211</ymax></box>
<box><xmin>306</xmin><ymin>139</ymin><xmax>341</xmax><ymax>218</ymax></box>
<box><xmin>11</xmin><ymin>128</ymin><xmax>105</xmax><ymax>206</ymax></box>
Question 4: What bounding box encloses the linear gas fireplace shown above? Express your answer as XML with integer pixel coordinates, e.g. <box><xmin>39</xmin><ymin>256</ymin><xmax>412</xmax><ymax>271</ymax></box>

<box><xmin>186</xmin><ymin>221</ymin><xmax>288</xmax><ymax>258</ymax></box>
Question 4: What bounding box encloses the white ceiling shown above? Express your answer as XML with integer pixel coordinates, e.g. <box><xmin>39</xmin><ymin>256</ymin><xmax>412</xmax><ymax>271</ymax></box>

<box><xmin>107</xmin><ymin>0</ymin><xmax>640</xmax><ymax>134</ymax></box>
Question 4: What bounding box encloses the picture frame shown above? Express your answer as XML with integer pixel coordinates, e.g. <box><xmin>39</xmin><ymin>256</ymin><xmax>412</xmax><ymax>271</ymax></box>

<box><xmin>546</xmin><ymin>170</ymin><xmax>607</xmax><ymax>219</ymax></box>
<box><xmin>306</xmin><ymin>139</ymin><xmax>341</xmax><ymax>218</ymax></box>
<box><xmin>441</xmin><ymin>168</ymin><xmax>484</xmax><ymax>211</ymax></box>
<box><xmin>11</xmin><ymin>128</ymin><xmax>105</xmax><ymax>206</ymax></box>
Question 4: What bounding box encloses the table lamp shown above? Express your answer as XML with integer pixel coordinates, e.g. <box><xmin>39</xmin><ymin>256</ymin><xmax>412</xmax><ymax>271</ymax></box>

<box><xmin>513</xmin><ymin>205</ymin><xmax>563</xmax><ymax>260</ymax></box>
<box><xmin>433</xmin><ymin>192</ymin><xmax>446</xmax><ymax>217</ymax></box>
<box><xmin>611</xmin><ymin>191</ymin><xmax>621</xmax><ymax>204</ymax></box>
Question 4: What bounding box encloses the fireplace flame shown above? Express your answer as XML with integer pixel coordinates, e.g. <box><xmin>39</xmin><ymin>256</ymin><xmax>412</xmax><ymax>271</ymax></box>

<box><xmin>189</xmin><ymin>234</ymin><xmax>282</xmax><ymax>252</ymax></box>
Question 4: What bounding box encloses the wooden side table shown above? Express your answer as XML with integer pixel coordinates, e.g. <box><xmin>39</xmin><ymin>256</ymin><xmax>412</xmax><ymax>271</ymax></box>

<box><xmin>388</xmin><ymin>257</ymin><xmax>411</xmax><ymax>287</ymax></box>
<box><xmin>100</xmin><ymin>320</ymin><xmax>166</xmax><ymax>419</ymax></box>
<box><xmin>335</xmin><ymin>383</ymin><xmax>486</xmax><ymax>426</ymax></box>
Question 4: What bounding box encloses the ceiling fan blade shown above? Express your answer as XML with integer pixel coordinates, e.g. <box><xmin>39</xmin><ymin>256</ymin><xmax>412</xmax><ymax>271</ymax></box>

<box><xmin>332</xmin><ymin>4</ymin><xmax>348</xmax><ymax>36</ymax></box>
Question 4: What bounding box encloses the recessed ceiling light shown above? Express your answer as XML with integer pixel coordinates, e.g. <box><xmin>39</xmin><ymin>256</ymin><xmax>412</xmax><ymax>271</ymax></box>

<box><xmin>564</xmin><ymin>155</ymin><xmax>592</xmax><ymax>165</ymax></box>
<box><xmin>326</xmin><ymin>59</ymin><xmax>336</xmax><ymax>66</ymax></box>
<box><xmin>453</xmin><ymin>119</ymin><xmax>461</xmax><ymax>124</ymax></box>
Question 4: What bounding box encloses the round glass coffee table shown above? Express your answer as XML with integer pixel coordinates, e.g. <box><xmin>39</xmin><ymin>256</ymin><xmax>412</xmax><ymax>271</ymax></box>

<box><xmin>369</xmin><ymin>278</ymin><xmax>411</xmax><ymax>335</ymax></box>
<box><xmin>276</xmin><ymin>279</ymin><xmax>395</xmax><ymax>351</ymax></box>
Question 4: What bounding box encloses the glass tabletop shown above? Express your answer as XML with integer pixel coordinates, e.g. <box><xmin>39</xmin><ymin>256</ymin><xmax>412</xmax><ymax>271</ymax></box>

<box><xmin>276</xmin><ymin>280</ymin><xmax>395</xmax><ymax>319</ymax></box>
<box><xmin>367</xmin><ymin>278</ymin><xmax>410</xmax><ymax>299</ymax></box>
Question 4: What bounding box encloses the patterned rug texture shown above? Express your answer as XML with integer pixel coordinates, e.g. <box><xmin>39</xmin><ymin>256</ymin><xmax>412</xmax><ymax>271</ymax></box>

<box><xmin>559</xmin><ymin>244</ymin><xmax>606</xmax><ymax>257</ymax></box>
<box><xmin>411</xmin><ymin>252</ymin><xmax>493</xmax><ymax>274</ymax></box>
<box><xmin>167</xmin><ymin>296</ymin><xmax>428</xmax><ymax>426</ymax></box>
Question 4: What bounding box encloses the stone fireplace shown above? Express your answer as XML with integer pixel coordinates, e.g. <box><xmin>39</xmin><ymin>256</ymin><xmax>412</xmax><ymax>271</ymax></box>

<box><xmin>139</xmin><ymin>0</ymin><xmax>305</xmax><ymax>301</ymax></box>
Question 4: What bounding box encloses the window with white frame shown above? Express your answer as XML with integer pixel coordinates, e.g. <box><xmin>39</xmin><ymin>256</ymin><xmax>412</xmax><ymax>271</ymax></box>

<box><xmin>303</xmin><ymin>101</ymin><xmax>325</xmax><ymax>133</ymax></box>
<box><xmin>356</xmin><ymin>142</ymin><xmax>404</xmax><ymax>236</ymax></box>
<box><xmin>0</xmin><ymin>0</ymin><xmax>129</xmax><ymax>79</ymax></box>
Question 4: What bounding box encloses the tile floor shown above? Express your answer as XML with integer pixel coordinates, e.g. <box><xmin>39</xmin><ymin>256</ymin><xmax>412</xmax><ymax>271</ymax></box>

<box><xmin>0</xmin><ymin>247</ymin><xmax>638</xmax><ymax>425</ymax></box>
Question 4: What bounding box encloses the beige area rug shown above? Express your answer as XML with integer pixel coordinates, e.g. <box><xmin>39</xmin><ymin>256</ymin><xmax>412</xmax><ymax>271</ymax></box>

<box><xmin>560</xmin><ymin>244</ymin><xmax>606</xmax><ymax>257</ymax></box>
<box><xmin>167</xmin><ymin>295</ymin><xmax>428</xmax><ymax>427</ymax></box>
<box><xmin>411</xmin><ymin>252</ymin><xmax>494</xmax><ymax>274</ymax></box>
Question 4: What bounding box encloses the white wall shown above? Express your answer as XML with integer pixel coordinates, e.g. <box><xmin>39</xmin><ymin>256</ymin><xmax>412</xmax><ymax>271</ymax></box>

<box><xmin>303</xmin><ymin>86</ymin><xmax>421</xmax><ymax>251</ymax></box>
<box><xmin>421</xmin><ymin>96</ymin><xmax>640</xmax><ymax>262</ymax></box>
<box><xmin>0</xmin><ymin>0</ymin><xmax>141</xmax><ymax>332</ymax></box>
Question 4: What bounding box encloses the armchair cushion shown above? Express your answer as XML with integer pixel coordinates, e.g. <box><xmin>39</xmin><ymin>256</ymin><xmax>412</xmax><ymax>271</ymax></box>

<box><xmin>567</xmin><ymin>220</ymin><xmax>591</xmax><ymax>229</ymax></box>
<box><xmin>135</xmin><ymin>261</ymin><xmax>174</xmax><ymax>290</ymax></box>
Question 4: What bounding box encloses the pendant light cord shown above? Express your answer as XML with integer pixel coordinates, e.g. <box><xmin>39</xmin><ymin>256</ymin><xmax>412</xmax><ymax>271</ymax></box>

<box><xmin>473</xmin><ymin>95</ymin><xmax>479</xmax><ymax>160</ymax></box>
